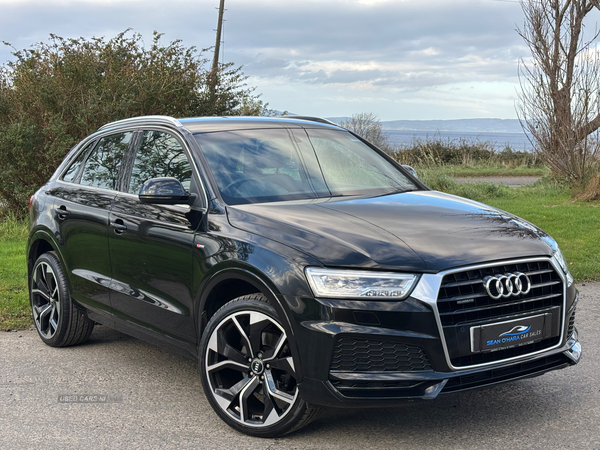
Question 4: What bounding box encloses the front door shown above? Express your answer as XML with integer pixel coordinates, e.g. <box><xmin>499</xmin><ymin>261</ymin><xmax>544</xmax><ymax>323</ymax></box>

<box><xmin>108</xmin><ymin>130</ymin><xmax>202</xmax><ymax>346</ymax></box>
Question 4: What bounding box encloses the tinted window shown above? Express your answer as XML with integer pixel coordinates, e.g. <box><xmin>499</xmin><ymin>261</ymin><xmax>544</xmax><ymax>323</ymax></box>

<box><xmin>196</xmin><ymin>129</ymin><xmax>328</xmax><ymax>205</ymax></box>
<box><xmin>195</xmin><ymin>128</ymin><xmax>416</xmax><ymax>205</ymax></box>
<box><xmin>307</xmin><ymin>129</ymin><xmax>414</xmax><ymax>194</ymax></box>
<box><xmin>128</xmin><ymin>131</ymin><xmax>193</xmax><ymax>195</ymax></box>
<box><xmin>62</xmin><ymin>141</ymin><xmax>95</xmax><ymax>183</ymax></box>
<box><xmin>80</xmin><ymin>132</ymin><xmax>132</xmax><ymax>190</ymax></box>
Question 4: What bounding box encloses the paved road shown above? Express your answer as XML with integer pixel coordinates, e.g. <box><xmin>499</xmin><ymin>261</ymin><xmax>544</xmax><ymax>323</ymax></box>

<box><xmin>1</xmin><ymin>284</ymin><xmax>598</xmax><ymax>450</ymax></box>
<box><xmin>454</xmin><ymin>176</ymin><xmax>541</xmax><ymax>187</ymax></box>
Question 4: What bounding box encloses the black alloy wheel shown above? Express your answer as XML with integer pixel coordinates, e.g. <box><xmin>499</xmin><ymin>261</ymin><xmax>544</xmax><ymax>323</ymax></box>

<box><xmin>199</xmin><ymin>294</ymin><xmax>320</xmax><ymax>437</ymax></box>
<box><xmin>30</xmin><ymin>252</ymin><xmax>94</xmax><ymax>347</ymax></box>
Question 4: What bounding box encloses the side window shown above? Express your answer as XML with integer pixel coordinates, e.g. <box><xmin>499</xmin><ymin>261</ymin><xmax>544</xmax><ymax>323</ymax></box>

<box><xmin>62</xmin><ymin>141</ymin><xmax>95</xmax><ymax>183</ymax></box>
<box><xmin>80</xmin><ymin>132</ymin><xmax>132</xmax><ymax>190</ymax></box>
<box><xmin>128</xmin><ymin>131</ymin><xmax>193</xmax><ymax>195</ymax></box>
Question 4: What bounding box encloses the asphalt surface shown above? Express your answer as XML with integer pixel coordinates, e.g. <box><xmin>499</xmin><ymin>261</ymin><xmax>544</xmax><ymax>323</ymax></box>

<box><xmin>454</xmin><ymin>176</ymin><xmax>541</xmax><ymax>187</ymax></box>
<box><xmin>1</xmin><ymin>283</ymin><xmax>598</xmax><ymax>450</ymax></box>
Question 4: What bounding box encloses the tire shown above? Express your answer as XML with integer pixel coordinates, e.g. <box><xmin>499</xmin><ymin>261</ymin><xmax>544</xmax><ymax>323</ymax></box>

<box><xmin>199</xmin><ymin>293</ymin><xmax>320</xmax><ymax>437</ymax></box>
<box><xmin>30</xmin><ymin>252</ymin><xmax>94</xmax><ymax>347</ymax></box>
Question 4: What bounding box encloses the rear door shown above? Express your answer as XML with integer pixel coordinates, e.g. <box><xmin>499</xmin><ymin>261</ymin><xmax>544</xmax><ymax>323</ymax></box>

<box><xmin>108</xmin><ymin>129</ymin><xmax>203</xmax><ymax>346</ymax></box>
<box><xmin>51</xmin><ymin>131</ymin><xmax>133</xmax><ymax>319</ymax></box>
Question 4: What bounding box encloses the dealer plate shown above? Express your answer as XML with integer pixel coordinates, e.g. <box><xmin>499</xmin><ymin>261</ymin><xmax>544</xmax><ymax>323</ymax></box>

<box><xmin>470</xmin><ymin>313</ymin><xmax>552</xmax><ymax>353</ymax></box>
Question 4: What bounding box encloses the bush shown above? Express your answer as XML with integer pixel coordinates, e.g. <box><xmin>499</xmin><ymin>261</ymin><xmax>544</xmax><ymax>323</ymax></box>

<box><xmin>0</xmin><ymin>30</ymin><xmax>269</xmax><ymax>217</ymax></box>
<box><xmin>390</xmin><ymin>135</ymin><xmax>541</xmax><ymax>168</ymax></box>
<box><xmin>573</xmin><ymin>171</ymin><xmax>600</xmax><ymax>201</ymax></box>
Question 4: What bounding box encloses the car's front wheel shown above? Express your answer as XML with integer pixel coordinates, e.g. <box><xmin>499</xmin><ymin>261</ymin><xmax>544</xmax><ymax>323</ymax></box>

<box><xmin>199</xmin><ymin>293</ymin><xmax>320</xmax><ymax>437</ymax></box>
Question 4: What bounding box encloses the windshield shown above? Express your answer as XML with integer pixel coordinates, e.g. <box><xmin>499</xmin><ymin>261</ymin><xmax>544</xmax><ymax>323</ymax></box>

<box><xmin>195</xmin><ymin>128</ymin><xmax>417</xmax><ymax>205</ymax></box>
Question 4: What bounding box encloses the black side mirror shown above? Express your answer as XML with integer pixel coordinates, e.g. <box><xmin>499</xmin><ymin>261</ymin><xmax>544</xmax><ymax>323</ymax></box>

<box><xmin>139</xmin><ymin>177</ymin><xmax>197</xmax><ymax>205</ymax></box>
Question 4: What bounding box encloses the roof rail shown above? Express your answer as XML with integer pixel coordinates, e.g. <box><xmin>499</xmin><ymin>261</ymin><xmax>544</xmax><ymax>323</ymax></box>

<box><xmin>97</xmin><ymin>115</ymin><xmax>183</xmax><ymax>132</ymax></box>
<box><xmin>284</xmin><ymin>115</ymin><xmax>338</xmax><ymax>126</ymax></box>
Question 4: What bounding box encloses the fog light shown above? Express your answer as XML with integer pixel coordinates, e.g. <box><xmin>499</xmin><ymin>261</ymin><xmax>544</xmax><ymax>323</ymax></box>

<box><xmin>564</xmin><ymin>329</ymin><xmax>582</xmax><ymax>363</ymax></box>
<box><xmin>423</xmin><ymin>380</ymin><xmax>447</xmax><ymax>398</ymax></box>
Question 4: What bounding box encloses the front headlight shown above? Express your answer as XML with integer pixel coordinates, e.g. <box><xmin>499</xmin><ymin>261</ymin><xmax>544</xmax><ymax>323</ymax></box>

<box><xmin>305</xmin><ymin>267</ymin><xmax>418</xmax><ymax>300</ymax></box>
<box><xmin>553</xmin><ymin>247</ymin><xmax>574</xmax><ymax>287</ymax></box>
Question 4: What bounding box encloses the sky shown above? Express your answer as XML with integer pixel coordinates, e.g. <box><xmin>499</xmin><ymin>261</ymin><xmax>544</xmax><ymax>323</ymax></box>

<box><xmin>0</xmin><ymin>0</ymin><xmax>558</xmax><ymax>121</ymax></box>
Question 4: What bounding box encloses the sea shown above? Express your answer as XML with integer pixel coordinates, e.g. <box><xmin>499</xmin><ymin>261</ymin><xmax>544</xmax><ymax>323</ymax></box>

<box><xmin>382</xmin><ymin>130</ymin><xmax>533</xmax><ymax>152</ymax></box>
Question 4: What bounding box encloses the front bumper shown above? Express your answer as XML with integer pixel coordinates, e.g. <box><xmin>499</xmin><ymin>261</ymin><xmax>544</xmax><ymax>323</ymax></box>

<box><xmin>298</xmin><ymin>329</ymin><xmax>580</xmax><ymax>408</ymax></box>
<box><xmin>290</xmin><ymin>257</ymin><xmax>580</xmax><ymax>408</ymax></box>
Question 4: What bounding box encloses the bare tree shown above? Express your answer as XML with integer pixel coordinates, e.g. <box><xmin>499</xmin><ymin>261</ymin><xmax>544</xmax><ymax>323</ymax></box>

<box><xmin>517</xmin><ymin>0</ymin><xmax>600</xmax><ymax>181</ymax></box>
<box><xmin>340</xmin><ymin>112</ymin><xmax>390</xmax><ymax>151</ymax></box>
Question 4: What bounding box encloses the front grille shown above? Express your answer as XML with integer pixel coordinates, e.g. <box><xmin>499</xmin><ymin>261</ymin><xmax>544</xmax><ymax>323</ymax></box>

<box><xmin>330</xmin><ymin>337</ymin><xmax>432</xmax><ymax>372</ymax></box>
<box><xmin>437</xmin><ymin>260</ymin><xmax>564</xmax><ymax>367</ymax></box>
<box><xmin>438</xmin><ymin>261</ymin><xmax>563</xmax><ymax>325</ymax></box>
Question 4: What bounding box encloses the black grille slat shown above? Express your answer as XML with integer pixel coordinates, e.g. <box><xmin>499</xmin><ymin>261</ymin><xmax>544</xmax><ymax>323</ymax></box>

<box><xmin>526</xmin><ymin>269</ymin><xmax>556</xmax><ymax>276</ymax></box>
<box><xmin>437</xmin><ymin>260</ymin><xmax>564</xmax><ymax>368</ymax></box>
<box><xmin>534</xmin><ymin>280</ymin><xmax>562</xmax><ymax>288</ymax></box>
<box><xmin>330</xmin><ymin>337</ymin><xmax>432</xmax><ymax>372</ymax></box>
<box><xmin>443</xmin><ymin>279</ymin><xmax>485</xmax><ymax>288</ymax></box>
<box><xmin>439</xmin><ymin>292</ymin><xmax>563</xmax><ymax>318</ymax></box>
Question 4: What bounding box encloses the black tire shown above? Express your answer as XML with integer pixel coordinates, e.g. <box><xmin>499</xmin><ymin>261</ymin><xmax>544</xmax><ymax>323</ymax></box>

<box><xmin>199</xmin><ymin>293</ymin><xmax>320</xmax><ymax>437</ymax></box>
<box><xmin>30</xmin><ymin>252</ymin><xmax>94</xmax><ymax>347</ymax></box>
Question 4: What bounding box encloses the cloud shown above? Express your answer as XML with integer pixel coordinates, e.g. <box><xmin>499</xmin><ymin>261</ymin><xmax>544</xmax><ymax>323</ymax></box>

<box><xmin>0</xmin><ymin>0</ymin><xmax>531</xmax><ymax>119</ymax></box>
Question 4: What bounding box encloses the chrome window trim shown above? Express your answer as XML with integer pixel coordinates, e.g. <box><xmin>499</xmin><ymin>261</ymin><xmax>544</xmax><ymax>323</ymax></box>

<box><xmin>55</xmin><ymin>179</ymin><xmax>120</xmax><ymax>195</ymax></box>
<box><xmin>410</xmin><ymin>256</ymin><xmax>566</xmax><ymax>371</ymax></box>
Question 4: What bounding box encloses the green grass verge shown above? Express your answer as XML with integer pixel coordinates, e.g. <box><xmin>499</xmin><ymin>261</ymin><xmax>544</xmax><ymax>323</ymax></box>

<box><xmin>0</xmin><ymin>220</ymin><xmax>30</xmax><ymax>330</ymax></box>
<box><xmin>416</xmin><ymin>165</ymin><xmax>548</xmax><ymax>178</ymax></box>
<box><xmin>485</xmin><ymin>195</ymin><xmax>600</xmax><ymax>282</ymax></box>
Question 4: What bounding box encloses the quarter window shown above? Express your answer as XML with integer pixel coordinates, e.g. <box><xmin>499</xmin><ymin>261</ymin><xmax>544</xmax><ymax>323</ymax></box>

<box><xmin>80</xmin><ymin>132</ymin><xmax>132</xmax><ymax>190</ymax></box>
<box><xmin>62</xmin><ymin>141</ymin><xmax>95</xmax><ymax>183</ymax></box>
<box><xmin>128</xmin><ymin>131</ymin><xmax>193</xmax><ymax>195</ymax></box>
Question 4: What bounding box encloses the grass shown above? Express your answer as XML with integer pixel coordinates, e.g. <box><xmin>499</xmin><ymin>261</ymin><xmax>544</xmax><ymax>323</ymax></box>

<box><xmin>485</xmin><ymin>193</ymin><xmax>600</xmax><ymax>282</ymax></box>
<box><xmin>0</xmin><ymin>219</ymin><xmax>30</xmax><ymax>330</ymax></box>
<box><xmin>420</xmin><ymin>165</ymin><xmax>548</xmax><ymax>178</ymax></box>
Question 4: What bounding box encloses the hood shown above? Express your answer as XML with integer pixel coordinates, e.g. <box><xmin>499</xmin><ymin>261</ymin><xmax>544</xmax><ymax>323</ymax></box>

<box><xmin>226</xmin><ymin>191</ymin><xmax>553</xmax><ymax>272</ymax></box>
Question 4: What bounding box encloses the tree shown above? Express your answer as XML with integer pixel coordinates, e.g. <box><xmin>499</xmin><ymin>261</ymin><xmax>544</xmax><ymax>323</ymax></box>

<box><xmin>340</xmin><ymin>112</ymin><xmax>390</xmax><ymax>151</ymax></box>
<box><xmin>0</xmin><ymin>30</ymin><xmax>269</xmax><ymax>216</ymax></box>
<box><xmin>517</xmin><ymin>0</ymin><xmax>600</xmax><ymax>182</ymax></box>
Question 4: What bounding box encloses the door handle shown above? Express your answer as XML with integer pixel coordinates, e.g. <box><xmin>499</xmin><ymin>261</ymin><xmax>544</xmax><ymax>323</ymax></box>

<box><xmin>111</xmin><ymin>219</ymin><xmax>127</xmax><ymax>234</ymax></box>
<box><xmin>55</xmin><ymin>206</ymin><xmax>70</xmax><ymax>220</ymax></box>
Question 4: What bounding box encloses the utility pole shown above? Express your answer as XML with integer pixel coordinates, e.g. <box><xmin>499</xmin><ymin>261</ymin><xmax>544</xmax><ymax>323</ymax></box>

<box><xmin>209</xmin><ymin>0</ymin><xmax>225</xmax><ymax>99</ymax></box>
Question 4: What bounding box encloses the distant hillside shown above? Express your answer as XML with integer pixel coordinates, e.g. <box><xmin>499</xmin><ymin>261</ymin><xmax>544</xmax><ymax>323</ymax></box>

<box><xmin>325</xmin><ymin>117</ymin><xmax>524</xmax><ymax>134</ymax></box>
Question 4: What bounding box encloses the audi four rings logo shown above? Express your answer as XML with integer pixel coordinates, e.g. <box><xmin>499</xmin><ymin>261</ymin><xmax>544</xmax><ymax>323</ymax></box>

<box><xmin>483</xmin><ymin>273</ymin><xmax>532</xmax><ymax>299</ymax></box>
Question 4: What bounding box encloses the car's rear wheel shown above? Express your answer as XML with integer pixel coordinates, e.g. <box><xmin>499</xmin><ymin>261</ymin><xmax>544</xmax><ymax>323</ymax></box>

<box><xmin>199</xmin><ymin>293</ymin><xmax>320</xmax><ymax>437</ymax></box>
<box><xmin>30</xmin><ymin>252</ymin><xmax>94</xmax><ymax>347</ymax></box>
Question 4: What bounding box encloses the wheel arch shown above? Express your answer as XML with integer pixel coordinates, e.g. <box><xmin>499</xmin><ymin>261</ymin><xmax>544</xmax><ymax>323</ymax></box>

<box><xmin>196</xmin><ymin>266</ymin><xmax>305</xmax><ymax>382</ymax></box>
<box><xmin>27</xmin><ymin>230</ymin><xmax>63</xmax><ymax>279</ymax></box>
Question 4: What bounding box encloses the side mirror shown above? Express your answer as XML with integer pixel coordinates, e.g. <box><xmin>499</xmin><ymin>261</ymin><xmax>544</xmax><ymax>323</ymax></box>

<box><xmin>139</xmin><ymin>177</ymin><xmax>196</xmax><ymax>205</ymax></box>
<box><xmin>402</xmin><ymin>164</ymin><xmax>418</xmax><ymax>179</ymax></box>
